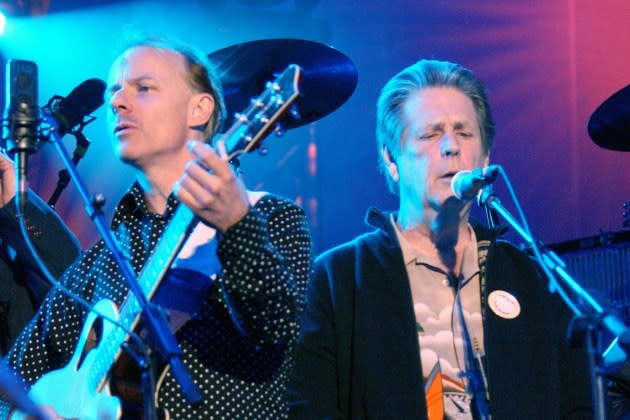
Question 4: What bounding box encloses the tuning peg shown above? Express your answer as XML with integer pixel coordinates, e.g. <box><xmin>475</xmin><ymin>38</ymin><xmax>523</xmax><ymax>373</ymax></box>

<box><xmin>91</xmin><ymin>193</ymin><xmax>106</xmax><ymax>211</ymax></box>
<box><xmin>235</xmin><ymin>112</ymin><xmax>248</xmax><ymax>124</ymax></box>
<box><xmin>258</xmin><ymin>145</ymin><xmax>268</xmax><ymax>156</ymax></box>
<box><xmin>274</xmin><ymin>123</ymin><xmax>286</xmax><ymax>137</ymax></box>
<box><xmin>289</xmin><ymin>105</ymin><xmax>301</xmax><ymax>120</ymax></box>
<box><xmin>266</xmin><ymin>80</ymin><xmax>281</xmax><ymax>92</ymax></box>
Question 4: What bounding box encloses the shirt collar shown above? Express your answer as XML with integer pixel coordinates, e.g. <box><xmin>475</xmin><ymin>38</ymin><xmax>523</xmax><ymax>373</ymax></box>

<box><xmin>111</xmin><ymin>181</ymin><xmax>180</xmax><ymax>229</ymax></box>
<box><xmin>390</xmin><ymin>213</ymin><xmax>479</xmax><ymax>272</ymax></box>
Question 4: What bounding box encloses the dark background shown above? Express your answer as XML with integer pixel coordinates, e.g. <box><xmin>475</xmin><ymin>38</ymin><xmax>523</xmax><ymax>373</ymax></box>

<box><xmin>1</xmin><ymin>0</ymin><xmax>629</xmax><ymax>255</ymax></box>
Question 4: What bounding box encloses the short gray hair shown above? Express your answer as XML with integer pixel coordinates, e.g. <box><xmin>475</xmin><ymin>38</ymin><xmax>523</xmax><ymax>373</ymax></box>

<box><xmin>376</xmin><ymin>59</ymin><xmax>495</xmax><ymax>194</ymax></box>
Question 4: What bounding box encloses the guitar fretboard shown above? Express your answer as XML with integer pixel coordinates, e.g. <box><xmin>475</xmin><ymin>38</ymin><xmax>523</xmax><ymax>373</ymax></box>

<box><xmin>87</xmin><ymin>204</ymin><xmax>197</xmax><ymax>391</ymax></box>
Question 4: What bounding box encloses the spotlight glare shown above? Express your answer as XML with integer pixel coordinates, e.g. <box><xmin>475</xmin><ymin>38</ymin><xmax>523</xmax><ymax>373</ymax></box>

<box><xmin>0</xmin><ymin>12</ymin><xmax>6</xmax><ymax>36</ymax></box>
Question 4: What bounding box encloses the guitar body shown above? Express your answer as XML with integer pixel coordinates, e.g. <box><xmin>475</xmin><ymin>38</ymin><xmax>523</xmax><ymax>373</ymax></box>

<box><xmin>13</xmin><ymin>299</ymin><xmax>122</xmax><ymax>420</ymax></box>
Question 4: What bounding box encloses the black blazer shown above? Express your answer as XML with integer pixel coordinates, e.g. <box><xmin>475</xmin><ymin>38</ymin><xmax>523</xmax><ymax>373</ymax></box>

<box><xmin>0</xmin><ymin>191</ymin><xmax>80</xmax><ymax>354</ymax></box>
<box><xmin>288</xmin><ymin>207</ymin><xmax>592</xmax><ymax>419</ymax></box>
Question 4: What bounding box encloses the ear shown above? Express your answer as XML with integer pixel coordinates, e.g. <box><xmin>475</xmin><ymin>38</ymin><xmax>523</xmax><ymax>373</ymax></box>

<box><xmin>189</xmin><ymin>92</ymin><xmax>214</xmax><ymax>128</ymax></box>
<box><xmin>381</xmin><ymin>146</ymin><xmax>399</xmax><ymax>182</ymax></box>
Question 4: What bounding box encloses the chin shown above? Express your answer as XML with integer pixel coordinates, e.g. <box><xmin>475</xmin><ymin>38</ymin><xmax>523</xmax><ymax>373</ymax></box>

<box><xmin>434</xmin><ymin>188</ymin><xmax>456</xmax><ymax>203</ymax></box>
<box><xmin>114</xmin><ymin>147</ymin><xmax>137</xmax><ymax>165</ymax></box>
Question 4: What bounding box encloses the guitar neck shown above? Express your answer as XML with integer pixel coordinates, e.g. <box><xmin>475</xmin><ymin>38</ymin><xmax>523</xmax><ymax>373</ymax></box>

<box><xmin>89</xmin><ymin>204</ymin><xmax>197</xmax><ymax>391</ymax></box>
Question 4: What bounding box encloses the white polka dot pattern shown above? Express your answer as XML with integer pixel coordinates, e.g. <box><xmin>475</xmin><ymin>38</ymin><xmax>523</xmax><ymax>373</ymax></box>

<box><xmin>0</xmin><ymin>182</ymin><xmax>312</xmax><ymax>419</ymax></box>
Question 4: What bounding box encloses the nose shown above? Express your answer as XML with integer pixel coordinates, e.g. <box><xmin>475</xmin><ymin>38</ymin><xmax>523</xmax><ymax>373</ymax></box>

<box><xmin>440</xmin><ymin>132</ymin><xmax>460</xmax><ymax>157</ymax></box>
<box><xmin>109</xmin><ymin>88</ymin><xmax>129</xmax><ymax>114</ymax></box>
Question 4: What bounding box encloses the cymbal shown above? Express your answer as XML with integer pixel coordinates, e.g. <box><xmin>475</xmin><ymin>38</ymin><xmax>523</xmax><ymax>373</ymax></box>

<box><xmin>588</xmin><ymin>84</ymin><xmax>630</xmax><ymax>151</ymax></box>
<box><xmin>208</xmin><ymin>38</ymin><xmax>358</xmax><ymax>132</ymax></box>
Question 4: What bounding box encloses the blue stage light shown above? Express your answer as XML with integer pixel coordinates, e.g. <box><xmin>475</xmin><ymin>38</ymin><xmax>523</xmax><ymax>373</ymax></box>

<box><xmin>0</xmin><ymin>11</ymin><xmax>6</xmax><ymax>36</ymax></box>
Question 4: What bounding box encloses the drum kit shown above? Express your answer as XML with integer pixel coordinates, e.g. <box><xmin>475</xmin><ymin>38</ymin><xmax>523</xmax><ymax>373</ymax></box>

<box><xmin>587</xmin><ymin>82</ymin><xmax>630</xmax><ymax>227</ymax></box>
<box><xmin>588</xmin><ymin>83</ymin><xmax>630</xmax><ymax>152</ymax></box>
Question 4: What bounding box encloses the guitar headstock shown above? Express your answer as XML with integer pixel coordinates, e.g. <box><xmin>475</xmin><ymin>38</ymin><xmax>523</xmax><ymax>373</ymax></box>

<box><xmin>220</xmin><ymin>64</ymin><xmax>302</xmax><ymax>160</ymax></box>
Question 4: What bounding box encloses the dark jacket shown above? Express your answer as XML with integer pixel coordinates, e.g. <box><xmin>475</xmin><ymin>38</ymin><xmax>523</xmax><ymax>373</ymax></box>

<box><xmin>0</xmin><ymin>191</ymin><xmax>81</xmax><ymax>354</ymax></box>
<box><xmin>288</xmin><ymin>207</ymin><xmax>592</xmax><ymax>419</ymax></box>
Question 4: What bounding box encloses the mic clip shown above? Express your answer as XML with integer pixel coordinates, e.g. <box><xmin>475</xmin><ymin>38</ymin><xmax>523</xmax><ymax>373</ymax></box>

<box><xmin>40</xmin><ymin>95</ymin><xmax>98</xmax><ymax>140</ymax></box>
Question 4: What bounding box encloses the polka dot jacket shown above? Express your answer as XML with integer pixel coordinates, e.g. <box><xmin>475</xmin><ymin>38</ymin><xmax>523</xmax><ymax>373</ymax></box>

<box><xmin>0</xmin><ymin>182</ymin><xmax>312</xmax><ymax>419</ymax></box>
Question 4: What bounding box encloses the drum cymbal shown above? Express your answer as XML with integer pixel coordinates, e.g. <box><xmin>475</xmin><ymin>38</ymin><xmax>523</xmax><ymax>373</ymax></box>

<box><xmin>208</xmin><ymin>38</ymin><xmax>358</xmax><ymax>132</ymax></box>
<box><xmin>588</xmin><ymin>84</ymin><xmax>630</xmax><ymax>151</ymax></box>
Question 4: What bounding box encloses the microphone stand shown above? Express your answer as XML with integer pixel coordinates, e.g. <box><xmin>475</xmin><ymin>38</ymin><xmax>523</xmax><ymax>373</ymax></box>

<box><xmin>478</xmin><ymin>188</ymin><xmax>630</xmax><ymax>420</ymax></box>
<box><xmin>479</xmin><ymin>185</ymin><xmax>500</xmax><ymax>229</ymax></box>
<box><xmin>40</xmin><ymin>113</ymin><xmax>202</xmax><ymax>409</ymax></box>
<box><xmin>48</xmin><ymin>129</ymin><xmax>91</xmax><ymax>207</ymax></box>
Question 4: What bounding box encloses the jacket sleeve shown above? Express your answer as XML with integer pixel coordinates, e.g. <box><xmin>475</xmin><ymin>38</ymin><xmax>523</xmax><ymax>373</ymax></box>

<box><xmin>0</xmin><ymin>190</ymin><xmax>81</xmax><ymax>302</ymax></box>
<box><xmin>522</xmin><ymin>245</ymin><xmax>594</xmax><ymax>417</ymax></box>
<box><xmin>287</xmin><ymin>255</ymin><xmax>344</xmax><ymax>420</ymax></box>
<box><xmin>216</xmin><ymin>196</ymin><xmax>312</xmax><ymax>346</ymax></box>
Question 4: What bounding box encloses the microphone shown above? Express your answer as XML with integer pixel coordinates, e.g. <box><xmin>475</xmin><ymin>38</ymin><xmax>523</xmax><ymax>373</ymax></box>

<box><xmin>42</xmin><ymin>78</ymin><xmax>106</xmax><ymax>137</ymax></box>
<box><xmin>451</xmin><ymin>164</ymin><xmax>500</xmax><ymax>201</ymax></box>
<box><xmin>3</xmin><ymin>60</ymin><xmax>40</xmax><ymax>195</ymax></box>
<box><xmin>42</xmin><ymin>79</ymin><xmax>105</xmax><ymax>207</ymax></box>
<box><xmin>3</xmin><ymin>60</ymin><xmax>39</xmax><ymax>153</ymax></box>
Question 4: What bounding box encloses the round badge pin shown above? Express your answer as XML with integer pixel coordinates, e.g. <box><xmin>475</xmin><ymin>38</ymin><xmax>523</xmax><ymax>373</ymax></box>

<box><xmin>488</xmin><ymin>290</ymin><xmax>521</xmax><ymax>319</ymax></box>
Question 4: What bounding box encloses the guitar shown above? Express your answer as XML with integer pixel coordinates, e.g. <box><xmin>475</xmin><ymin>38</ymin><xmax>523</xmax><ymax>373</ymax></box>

<box><xmin>13</xmin><ymin>64</ymin><xmax>303</xmax><ymax>420</ymax></box>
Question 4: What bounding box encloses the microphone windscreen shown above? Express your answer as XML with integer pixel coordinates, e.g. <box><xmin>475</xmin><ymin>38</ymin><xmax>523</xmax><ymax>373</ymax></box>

<box><xmin>54</xmin><ymin>78</ymin><xmax>106</xmax><ymax>135</ymax></box>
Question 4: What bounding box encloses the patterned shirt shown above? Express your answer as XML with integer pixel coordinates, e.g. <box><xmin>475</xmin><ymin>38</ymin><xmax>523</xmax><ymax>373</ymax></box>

<box><xmin>391</xmin><ymin>216</ymin><xmax>485</xmax><ymax>420</ymax></box>
<box><xmin>0</xmin><ymin>182</ymin><xmax>312</xmax><ymax>419</ymax></box>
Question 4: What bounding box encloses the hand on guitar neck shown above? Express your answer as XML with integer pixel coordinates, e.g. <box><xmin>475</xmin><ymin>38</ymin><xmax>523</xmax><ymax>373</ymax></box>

<box><xmin>174</xmin><ymin>139</ymin><xmax>250</xmax><ymax>233</ymax></box>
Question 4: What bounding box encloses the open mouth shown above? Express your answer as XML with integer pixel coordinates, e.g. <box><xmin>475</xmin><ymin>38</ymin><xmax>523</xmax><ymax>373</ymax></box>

<box><xmin>114</xmin><ymin>124</ymin><xmax>133</xmax><ymax>134</ymax></box>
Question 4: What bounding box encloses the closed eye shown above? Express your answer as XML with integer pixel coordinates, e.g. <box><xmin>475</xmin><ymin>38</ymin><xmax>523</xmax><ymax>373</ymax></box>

<box><xmin>417</xmin><ymin>131</ymin><xmax>439</xmax><ymax>140</ymax></box>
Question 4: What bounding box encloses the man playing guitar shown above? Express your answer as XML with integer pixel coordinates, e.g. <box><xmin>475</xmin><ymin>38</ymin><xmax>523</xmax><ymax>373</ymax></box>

<box><xmin>0</xmin><ymin>36</ymin><xmax>312</xmax><ymax>419</ymax></box>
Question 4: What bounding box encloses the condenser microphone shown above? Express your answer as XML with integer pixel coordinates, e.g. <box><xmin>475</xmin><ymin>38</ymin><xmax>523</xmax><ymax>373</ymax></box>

<box><xmin>3</xmin><ymin>59</ymin><xmax>40</xmax><ymax>194</ymax></box>
<box><xmin>43</xmin><ymin>78</ymin><xmax>106</xmax><ymax>137</ymax></box>
<box><xmin>3</xmin><ymin>59</ymin><xmax>39</xmax><ymax>153</ymax></box>
<box><xmin>451</xmin><ymin>165</ymin><xmax>500</xmax><ymax>201</ymax></box>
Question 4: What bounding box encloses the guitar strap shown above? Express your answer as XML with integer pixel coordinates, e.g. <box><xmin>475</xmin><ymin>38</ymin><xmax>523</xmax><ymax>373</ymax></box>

<box><xmin>111</xmin><ymin>191</ymin><xmax>269</xmax><ymax>417</ymax></box>
<box><xmin>152</xmin><ymin>190</ymin><xmax>268</xmax><ymax>330</ymax></box>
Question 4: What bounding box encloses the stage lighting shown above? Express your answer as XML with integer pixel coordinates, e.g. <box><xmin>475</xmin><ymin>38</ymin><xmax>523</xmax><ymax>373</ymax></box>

<box><xmin>0</xmin><ymin>12</ymin><xmax>6</xmax><ymax>36</ymax></box>
<box><xmin>0</xmin><ymin>0</ymin><xmax>48</xmax><ymax>35</ymax></box>
<box><xmin>0</xmin><ymin>0</ymin><xmax>49</xmax><ymax>17</ymax></box>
